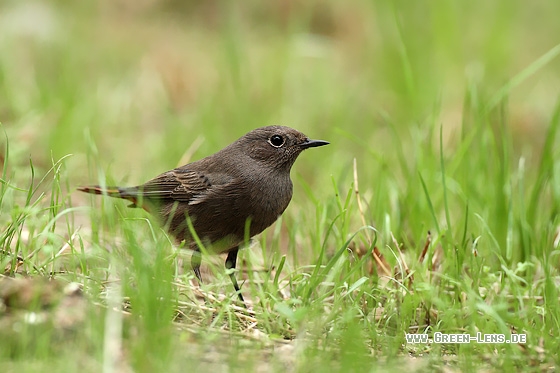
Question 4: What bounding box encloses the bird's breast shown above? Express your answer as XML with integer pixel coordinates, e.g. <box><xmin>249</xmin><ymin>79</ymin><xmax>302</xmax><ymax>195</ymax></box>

<box><xmin>165</xmin><ymin>170</ymin><xmax>293</xmax><ymax>250</ymax></box>
<box><xmin>243</xmin><ymin>174</ymin><xmax>293</xmax><ymax>232</ymax></box>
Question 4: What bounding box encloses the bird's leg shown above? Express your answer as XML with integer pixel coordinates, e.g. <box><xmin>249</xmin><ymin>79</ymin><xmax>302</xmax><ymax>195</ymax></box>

<box><xmin>191</xmin><ymin>251</ymin><xmax>202</xmax><ymax>282</ymax></box>
<box><xmin>225</xmin><ymin>247</ymin><xmax>245</xmax><ymax>303</ymax></box>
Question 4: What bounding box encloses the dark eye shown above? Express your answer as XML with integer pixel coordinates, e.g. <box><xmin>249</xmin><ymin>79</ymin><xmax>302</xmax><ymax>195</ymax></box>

<box><xmin>269</xmin><ymin>135</ymin><xmax>285</xmax><ymax>147</ymax></box>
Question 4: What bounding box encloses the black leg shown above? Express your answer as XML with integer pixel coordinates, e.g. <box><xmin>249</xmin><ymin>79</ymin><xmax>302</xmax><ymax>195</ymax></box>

<box><xmin>191</xmin><ymin>251</ymin><xmax>202</xmax><ymax>282</ymax></box>
<box><xmin>225</xmin><ymin>247</ymin><xmax>245</xmax><ymax>303</ymax></box>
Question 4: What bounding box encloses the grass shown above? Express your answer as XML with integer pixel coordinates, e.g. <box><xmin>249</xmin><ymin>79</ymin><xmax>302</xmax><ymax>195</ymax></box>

<box><xmin>1</xmin><ymin>0</ymin><xmax>560</xmax><ymax>371</ymax></box>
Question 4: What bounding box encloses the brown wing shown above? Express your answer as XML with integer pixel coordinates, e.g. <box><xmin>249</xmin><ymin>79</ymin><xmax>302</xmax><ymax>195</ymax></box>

<box><xmin>136</xmin><ymin>168</ymin><xmax>233</xmax><ymax>204</ymax></box>
<box><xmin>78</xmin><ymin>168</ymin><xmax>235</xmax><ymax>216</ymax></box>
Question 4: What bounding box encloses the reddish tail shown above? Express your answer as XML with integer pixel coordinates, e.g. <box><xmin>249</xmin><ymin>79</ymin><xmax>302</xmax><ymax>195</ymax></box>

<box><xmin>77</xmin><ymin>185</ymin><xmax>143</xmax><ymax>208</ymax></box>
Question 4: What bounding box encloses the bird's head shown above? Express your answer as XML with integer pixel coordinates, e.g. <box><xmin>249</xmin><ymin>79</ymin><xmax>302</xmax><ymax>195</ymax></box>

<box><xmin>238</xmin><ymin>126</ymin><xmax>329</xmax><ymax>171</ymax></box>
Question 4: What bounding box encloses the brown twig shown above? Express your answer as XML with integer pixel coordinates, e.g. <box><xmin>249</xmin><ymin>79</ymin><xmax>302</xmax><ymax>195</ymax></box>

<box><xmin>353</xmin><ymin>158</ymin><xmax>390</xmax><ymax>276</ymax></box>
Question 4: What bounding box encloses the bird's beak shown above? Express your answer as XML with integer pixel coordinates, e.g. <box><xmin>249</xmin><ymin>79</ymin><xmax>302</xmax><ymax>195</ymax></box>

<box><xmin>300</xmin><ymin>138</ymin><xmax>329</xmax><ymax>149</ymax></box>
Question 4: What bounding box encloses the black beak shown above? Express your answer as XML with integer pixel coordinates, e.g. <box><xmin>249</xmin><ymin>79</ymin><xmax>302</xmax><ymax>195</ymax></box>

<box><xmin>300</xmin><ymin>138</ymin><xmax>329</xmax><ymax>149</ymax></box>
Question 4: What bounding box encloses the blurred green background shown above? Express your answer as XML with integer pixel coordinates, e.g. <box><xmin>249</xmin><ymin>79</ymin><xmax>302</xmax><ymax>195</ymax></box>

<box><xmin>3</xmin><ymin>0</ymin><xmax>560</xmax><ymax>262</ymax></box>
<box><xmin>2</xmin><ymin>0</ymin><xmax>559</xmax><ymax>175</ymax></box>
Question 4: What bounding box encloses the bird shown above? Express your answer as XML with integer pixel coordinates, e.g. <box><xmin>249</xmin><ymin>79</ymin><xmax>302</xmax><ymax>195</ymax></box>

<box><xmin>78</xmin><ymin>125</ymin><xmax>329</xmax><ymax>303</ymax></box>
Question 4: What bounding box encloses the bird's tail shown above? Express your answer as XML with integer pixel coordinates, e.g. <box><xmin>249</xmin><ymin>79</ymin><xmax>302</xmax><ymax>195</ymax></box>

<box><xmin>77</xmin><ymin>185</ymin><xmax>144</xmax><ymax>208</ymax></box>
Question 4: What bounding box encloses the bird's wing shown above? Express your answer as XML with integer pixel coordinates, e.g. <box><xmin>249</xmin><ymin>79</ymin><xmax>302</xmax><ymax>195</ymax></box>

<box><xmin>137</xmin><ymin>168</ymin><xmax>233</xmax><ymax>203</ymax></box>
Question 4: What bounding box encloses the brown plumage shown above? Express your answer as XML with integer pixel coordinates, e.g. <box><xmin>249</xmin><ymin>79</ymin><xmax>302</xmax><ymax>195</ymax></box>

<box><xmin>78</xmin><ymin>126</ymin><xmax>329</xmax><ymax>302</ymax></box>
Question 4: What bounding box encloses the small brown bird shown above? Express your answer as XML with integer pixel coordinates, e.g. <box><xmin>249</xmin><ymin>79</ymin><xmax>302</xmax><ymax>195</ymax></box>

<box><xmin>78</xmin><ymin>126</ymin><xmax>328</xmax><ymax>302</ymax></box>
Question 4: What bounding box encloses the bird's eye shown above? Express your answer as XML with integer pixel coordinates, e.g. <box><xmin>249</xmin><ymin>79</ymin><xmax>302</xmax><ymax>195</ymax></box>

<box><xmin>269</xmin><ymin>135</ymin><xmax>285</xmax><ymax>147</ymax></box>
